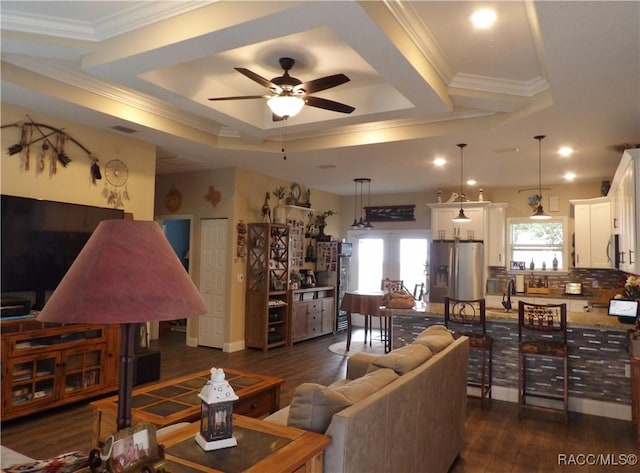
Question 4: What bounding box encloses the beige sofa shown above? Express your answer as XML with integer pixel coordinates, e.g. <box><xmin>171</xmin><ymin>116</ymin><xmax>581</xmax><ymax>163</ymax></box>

<box><xmin>265</xmin><ymin>326</ymin><xmax>469</xmax><ymax>473</ymax></box>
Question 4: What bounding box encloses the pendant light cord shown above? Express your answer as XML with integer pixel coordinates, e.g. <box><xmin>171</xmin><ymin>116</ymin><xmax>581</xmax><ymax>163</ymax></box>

<box><xmin>457</xmin><ymin>143</ymin><xmax>467</xmax><ymax>209</ymax></box>
<box><xmin>535</xmin><ymin>135</ymin><xmax>545</xmax><ymax>198</ymax></box>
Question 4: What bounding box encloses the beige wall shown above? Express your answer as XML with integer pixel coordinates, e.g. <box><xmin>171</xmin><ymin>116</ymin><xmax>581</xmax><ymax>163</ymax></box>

<box><xmin>154</xmin><ymin>168</ymin><xmax>342</xmax><ymax>350</ymax></box>
<box><xmin>1</xmin><ymin>104</ymin><xmax>156</xmax><ymax>219</ymax></box>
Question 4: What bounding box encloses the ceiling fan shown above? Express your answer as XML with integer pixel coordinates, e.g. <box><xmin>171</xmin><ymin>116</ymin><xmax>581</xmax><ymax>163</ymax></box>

<box><xmin>208</xmin><ymin>57</ymin><xmax>355</xmax><ymax>120</ymax></box>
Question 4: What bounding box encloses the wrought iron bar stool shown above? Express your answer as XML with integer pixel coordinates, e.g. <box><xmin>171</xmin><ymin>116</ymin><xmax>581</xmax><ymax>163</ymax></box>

<box><xmin>444</xmin><ymin>297</ymin><xmax>492</xmax><ymax>409</ymax></box>
<box><xmin>518</xmin><ymin>301</ymin><xmax>569</xmax><ymax>424</ymax></box>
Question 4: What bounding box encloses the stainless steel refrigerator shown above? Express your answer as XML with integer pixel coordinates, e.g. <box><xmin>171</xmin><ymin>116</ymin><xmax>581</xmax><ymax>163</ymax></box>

<box><xmin>315</xmin><ymin>241</ymin><xmax>352</xmax><ymax>331</ymax></box>
<box><xmin>429</xmin><ymin>240</ymin><xmax>483</xmax><ymax>302</ymax></box>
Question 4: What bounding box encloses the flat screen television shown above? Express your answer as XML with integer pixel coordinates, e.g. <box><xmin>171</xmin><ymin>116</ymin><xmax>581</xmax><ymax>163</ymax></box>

<box><xmin>1</xmin><ymin>195</ymin><xmax>124</xmax><ymax>311</ymax></box>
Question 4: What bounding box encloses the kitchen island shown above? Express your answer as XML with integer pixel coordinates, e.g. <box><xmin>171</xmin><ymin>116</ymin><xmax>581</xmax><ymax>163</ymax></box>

<box><xmin>391</xmin><ymin>302</ymin><xmax>633</xmax><ymax>420</ymax></box>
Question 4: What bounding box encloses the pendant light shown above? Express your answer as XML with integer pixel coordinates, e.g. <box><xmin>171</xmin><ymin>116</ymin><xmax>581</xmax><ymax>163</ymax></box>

<box><xmin>452</xmin><ymin>143</ymin><xmax>470</xmax><ymax>223</ymax></box>
<box><xmin>530</xmin><ymin>135</ymin><xmax>551</xmax><ymax>220</ymax></box>
<box><xmin>351</xmin><ymin>178</ymin><xmax>373</xmax><ymax>229</ymax></box>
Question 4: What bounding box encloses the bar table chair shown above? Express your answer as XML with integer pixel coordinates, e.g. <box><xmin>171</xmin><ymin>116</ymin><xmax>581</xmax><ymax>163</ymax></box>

<box><xmin>518</xmin><ymin>301</ymin><xmax>569</xmax><ymax>424</ymax></box>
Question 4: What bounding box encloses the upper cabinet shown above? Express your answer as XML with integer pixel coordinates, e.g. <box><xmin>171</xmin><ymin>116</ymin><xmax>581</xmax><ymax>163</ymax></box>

<box><xmin>428</xmin><ymin>201</ymin><xmax>508</xmax><ymax>268</ymax></box>
<box><xmin>608</xmin><ymin>149</ymin><xmax>639</xmax><ymax>274</ymax></box>
<box><xmin>429</xmin><ymin>202</ymin><xmax>488</xmax><ymax>241</ymax></box>
<box><xmin>571</xmin><ymin>197</ymin><xmax>613</xmax><ymax>269</ymax></box>
<box><xmin>487</xmin><ymin>203</ymin><xmax>508</xmax><ymax>267</ymax></box>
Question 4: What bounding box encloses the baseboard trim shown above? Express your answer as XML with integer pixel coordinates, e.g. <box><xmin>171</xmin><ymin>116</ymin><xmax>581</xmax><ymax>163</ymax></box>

<box><xmin>483</xmin><ymin>386</ymin><xmax>632</xmax><ymax>421</ymax></box>
<box><xmin>224</xmin><ymin>340</ymin><xmax>245</xmax><ymax>353</ymax></box>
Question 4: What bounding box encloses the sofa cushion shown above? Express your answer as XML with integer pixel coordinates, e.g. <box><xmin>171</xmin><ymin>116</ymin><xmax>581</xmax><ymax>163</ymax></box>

<box><xmin>287</xmin><ymin>383</ymin><xmax>352</xmax><ymax>433</ymax></box>
<box><xmin>333</xmin><ymin>368</ymin><xmax>398</xmax><ymax>402</ymax></box>
<box><xmin>368</xmin><ymin>343</ymin><xmax>433</xmax><ymax>375</ymax></box>
<box><xmin>413</xmin><ymin>324</ymin><xmax>455</xmax><ymax>353</ymax></box>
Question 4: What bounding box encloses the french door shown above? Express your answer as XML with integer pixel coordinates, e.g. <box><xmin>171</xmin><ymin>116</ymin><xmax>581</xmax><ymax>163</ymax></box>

<box><xmin>347</xmin><ymin>229</ymin><xmax>429</xmax><ymax>297</ymax></box>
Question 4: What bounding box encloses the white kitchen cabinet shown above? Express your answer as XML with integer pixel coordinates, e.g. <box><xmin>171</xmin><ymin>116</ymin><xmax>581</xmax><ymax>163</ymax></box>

<box><xmin>487</xmin><ymin>204</ymin><xmax>507</xmax><ymax>267</ymax></box>
<box><xmin>571</xmin><ymin>198</ymin><xmax>612</xmax><ymax>269</ymax></box>
<box><xmin>429</xmin><ymin>202</ymin><xmax>487</xmax><ymax>241</ymax></box>
<box><xmin>608</xmin><ymin>149</ymin><xmax>639</xmax><ymax>274</ymax></box>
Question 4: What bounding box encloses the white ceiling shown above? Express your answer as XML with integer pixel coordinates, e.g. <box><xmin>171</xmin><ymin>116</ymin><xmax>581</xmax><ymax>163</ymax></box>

<box><xmin>1</xmin><ymin>1</ymin><xmax>638</xmax><ymax>196</ymax></box>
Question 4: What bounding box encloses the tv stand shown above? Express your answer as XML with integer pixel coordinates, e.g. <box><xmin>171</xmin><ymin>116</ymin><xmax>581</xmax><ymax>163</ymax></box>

<box><xmin>1</xmin><ymin>316</ymin><xmax>120</xmax><ymax>420</ymax></box>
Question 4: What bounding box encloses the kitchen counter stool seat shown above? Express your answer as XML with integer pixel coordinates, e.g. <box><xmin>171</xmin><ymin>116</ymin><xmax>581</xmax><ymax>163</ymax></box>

<box><xmin>444</xmin><ymin>297</ymin><xmax>492</xmax><ymax>409</ymax></box>
<box><xmin>518</xmin><ymin>301</ymin><xmax>569</xmax><ymax>424</ymax></box>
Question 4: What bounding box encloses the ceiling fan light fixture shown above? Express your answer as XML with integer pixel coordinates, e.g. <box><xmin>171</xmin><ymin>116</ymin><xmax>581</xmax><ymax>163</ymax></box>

<box><xmin>267</xmin><ymin>95</ymin><xmax>305</xmax><ymax>118</ymax></box>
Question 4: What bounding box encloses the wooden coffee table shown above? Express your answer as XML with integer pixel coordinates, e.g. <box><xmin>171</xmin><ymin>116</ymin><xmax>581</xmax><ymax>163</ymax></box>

<box><xmin>91</xmin><ymin>368</ymin><xmax>283</xmax><ymax>447</ymax></box>
<box><xmin>158</xmin><ymin>416</ymin><xmax>330</xmax><ymax>473</ymax></box>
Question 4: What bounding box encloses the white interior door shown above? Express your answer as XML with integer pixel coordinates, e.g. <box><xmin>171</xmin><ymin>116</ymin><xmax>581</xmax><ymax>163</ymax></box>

<box><xmin>198</xmin><ymin>219</ymin><xmax>227</xmax><ymax>348</ymax></box>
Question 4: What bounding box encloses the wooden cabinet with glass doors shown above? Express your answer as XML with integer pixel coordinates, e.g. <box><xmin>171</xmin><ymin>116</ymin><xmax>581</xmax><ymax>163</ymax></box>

<box><xmin>245</xmin><ymin>223</ymin><xmax>290</xmax><ymax>351</ymax></box>
<box><xmin>1</xmin><ymin>317</ymin><xmax>119</xmax><ymax>420</ymax></box>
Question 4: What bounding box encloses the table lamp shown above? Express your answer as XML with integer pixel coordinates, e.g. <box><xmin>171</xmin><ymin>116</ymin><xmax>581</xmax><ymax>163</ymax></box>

<box><xmin>38</xmin><ymin>220</ymin><xmax>208</xmax><ymax>430</ymax></box>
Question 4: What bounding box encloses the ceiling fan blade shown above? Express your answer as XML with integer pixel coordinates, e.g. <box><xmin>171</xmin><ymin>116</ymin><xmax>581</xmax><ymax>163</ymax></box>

<box><xmin>299</xmin><ymin>74</ymin><xmax>350</xmax><ymax>94</ymax></box>
<box><xmin>235</xmin><ymin>67</ymin><xmax>277</xmax><ymax>90</ymax></box>
<box><xmin>271</xmin><ymin>113</ymin><xmax>286</xmax><ymax>122</ymax></box>
<box><xmin>208</xmin><ymin>95</ymin><xmax>266</xmax><ymax>101</ymax></box>
<box><xmin>305</xmin><ymin>95</ymin><xmax>355</xmax><ymax>114</ymax></box>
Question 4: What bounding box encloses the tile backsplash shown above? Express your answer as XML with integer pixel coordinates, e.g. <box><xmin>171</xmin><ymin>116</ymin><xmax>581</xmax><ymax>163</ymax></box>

<box><xmin>487</xmin><ymin>267</ymin><xmax>630</xmax><ymax>305</ymax></box>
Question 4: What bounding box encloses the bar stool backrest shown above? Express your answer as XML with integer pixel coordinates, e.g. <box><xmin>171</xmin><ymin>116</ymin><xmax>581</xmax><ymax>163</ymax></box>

<box><xmin>518</xmin><ymin>301</ymin><xmax>567</xmax><ymax>343</ymax></box>
<box><xmin>444</xmin><ymin>297</ymin><xmax>487</xmax><ymax>336</ymax></box>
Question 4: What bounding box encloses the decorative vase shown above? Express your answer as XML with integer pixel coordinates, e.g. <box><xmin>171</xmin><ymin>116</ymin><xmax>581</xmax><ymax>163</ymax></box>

<box><xmin>274</xmin><ymin>205</ymin><xmax>286</xmax><ymax>224</ymax></box>
<box><xmin>317</xmin><ymin>223</ymin><xmax>329</xmax><ymax>241</ymax></box>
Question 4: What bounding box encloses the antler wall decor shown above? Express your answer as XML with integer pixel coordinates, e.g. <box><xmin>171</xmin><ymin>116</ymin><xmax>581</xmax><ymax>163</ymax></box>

<box><xmin>2</xmin><ymin>115</ymin><xmax>102</xmax><ymax>183</ymax></box>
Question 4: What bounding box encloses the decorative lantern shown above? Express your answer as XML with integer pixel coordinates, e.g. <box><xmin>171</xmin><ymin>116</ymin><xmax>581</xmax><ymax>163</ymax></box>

<box><xmin>195</xmin><ymin>367</ymin><xmax>239</xmax><ymax>451</ymax></box>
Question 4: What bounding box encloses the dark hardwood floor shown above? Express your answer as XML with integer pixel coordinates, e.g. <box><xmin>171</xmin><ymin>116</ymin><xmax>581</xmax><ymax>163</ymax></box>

<box><xmin>2</xmin><ymin>330</ymin><xmax>639</xmax><ymax>472</ymax></box>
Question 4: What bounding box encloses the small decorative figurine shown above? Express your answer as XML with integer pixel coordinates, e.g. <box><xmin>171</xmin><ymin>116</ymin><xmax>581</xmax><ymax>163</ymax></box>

<box><xmin>261</xmin><ymin>192</ymin><xmax>271</xmax><ymax>223</ymax></box>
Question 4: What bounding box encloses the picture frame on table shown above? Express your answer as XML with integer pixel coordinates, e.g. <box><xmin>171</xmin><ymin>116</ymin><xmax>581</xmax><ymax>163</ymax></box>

<box><xmin>101</xmin><ymin>423</ymin><xmax>163</xmax><ymax>473</ymax></box>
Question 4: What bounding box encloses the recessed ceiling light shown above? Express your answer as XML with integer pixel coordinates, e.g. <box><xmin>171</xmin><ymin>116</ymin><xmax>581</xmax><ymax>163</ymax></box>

<box><xmin>558</xmin><ymin>146</ymin><xmax>574</xmax><ymax>157</ymax></box>
<box><xmin>434</xmin><ymin>157</ymin><xmax>446</xmax><ymax>167</ymax></box>
<box><xmin>564</xmin><ymin>172</ymin><xmax>576</xmax><ymax>181</ymax></box>
<box><xmin>471</xmin><ymin>8</ymin><xmax>497</xmax><ymax>29</ymax></box>
<box><xmin>466</xmin><ymin>179</ymin><xmax>477</xmax><ymax>186</ymax></box>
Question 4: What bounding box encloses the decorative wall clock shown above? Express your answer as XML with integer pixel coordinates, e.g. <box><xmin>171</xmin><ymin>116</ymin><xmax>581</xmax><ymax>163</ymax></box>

<box><xmin>290</xmin><ymin>183</ymin><xmax>301</xmax><ymax>204</ymax></box>
<box><xmin>102</xmin><ymin>159</ymin><xmax>130</xmax><ymax>208</ymax></box>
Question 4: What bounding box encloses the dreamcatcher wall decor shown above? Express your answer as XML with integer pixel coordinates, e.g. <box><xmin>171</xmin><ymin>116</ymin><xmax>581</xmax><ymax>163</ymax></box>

<box><xmin>102</xmin><ymin>159</ymin><xmax>130</xmax><ymax>208</ymax></box>
<box><xmin>2</xmin><ymin>115</ymin><xmax>101</xmax><ymax>182</ymax></box>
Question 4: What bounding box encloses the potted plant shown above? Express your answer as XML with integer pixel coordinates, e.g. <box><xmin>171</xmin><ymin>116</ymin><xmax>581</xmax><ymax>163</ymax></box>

<box><xmin>315</xmin><ymin>210</ymin><xmax>335</xmax><ymax>241</ymax></box>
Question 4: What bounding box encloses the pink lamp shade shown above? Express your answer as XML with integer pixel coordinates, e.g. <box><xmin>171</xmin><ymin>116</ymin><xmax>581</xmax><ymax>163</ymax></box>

<box><xmin>38</xmin><ymin>219</ymin><xmax>208</xmax><ymax>324</ymax></box>
<box><xmin>37</xmin><ymin>219</ymin><xmax>207</xmax><ymax>431</ymax></box>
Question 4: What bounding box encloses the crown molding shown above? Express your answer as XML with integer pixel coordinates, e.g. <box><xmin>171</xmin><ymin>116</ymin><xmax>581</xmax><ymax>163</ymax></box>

<box><xmin>0</xmin><ymin>2</ymin><xmax>213</xmax><ymax>41</ymax></box>
<box><xmin>450</xmin><ymin>73</ymin><xmax>550</xmax><ymax>97</ymax></box>
<box><xmin>3</xmin><ymin>55</ymin><xmax>223</xmax><ymax>136</ymax></box>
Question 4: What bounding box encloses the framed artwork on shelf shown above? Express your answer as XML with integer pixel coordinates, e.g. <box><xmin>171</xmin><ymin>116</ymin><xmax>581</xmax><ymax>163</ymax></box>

<box><xmin>287</xmin><ymin>218</ymin><xmax>304</xmax><ymax>269</ymax></box>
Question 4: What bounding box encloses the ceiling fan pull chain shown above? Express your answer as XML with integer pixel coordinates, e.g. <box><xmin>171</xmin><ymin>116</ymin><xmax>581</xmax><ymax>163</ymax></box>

<box><xmin>282</xmin><ymin>120</ymin><xmax>288</xmax><ymax>160</ymax></box>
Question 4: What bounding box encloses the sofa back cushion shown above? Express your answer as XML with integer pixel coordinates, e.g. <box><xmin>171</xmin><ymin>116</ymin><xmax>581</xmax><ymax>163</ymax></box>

<box><xmin>413</xmin><ymin>324</ymin><xmax>455</xmax><ymax>353</ymax></box>
<box><xmin>333</xmin><ymin>368</ymin><xmax>398</xmax><ymax>402</ymax></box>
<box><xmin>368</xmin><ymin>343</ymin><xmax>433</xmax><ymax>375</ymax></box>
<box><xmin>287</xmin><ymin>368</ymin><xmax>399</xmax><ymax>433</ymax></box>
<box><xmin>287</xmin><ymin>384</ymin><xmax>352</xmax><ymax>433</ymax></box>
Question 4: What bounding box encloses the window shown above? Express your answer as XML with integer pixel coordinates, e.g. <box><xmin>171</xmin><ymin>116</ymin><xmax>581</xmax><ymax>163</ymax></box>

<box><xmin>508</xmin><ymin>218</ymin><xmax>567</xmax><ymax>270</ymax></box>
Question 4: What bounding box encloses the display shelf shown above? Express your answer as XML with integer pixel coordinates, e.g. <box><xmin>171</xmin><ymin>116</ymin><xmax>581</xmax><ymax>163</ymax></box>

<box><xmin>245</xmin><ymin>223</ymin><xmax>291</xmax><ymax>351</ymax></box>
